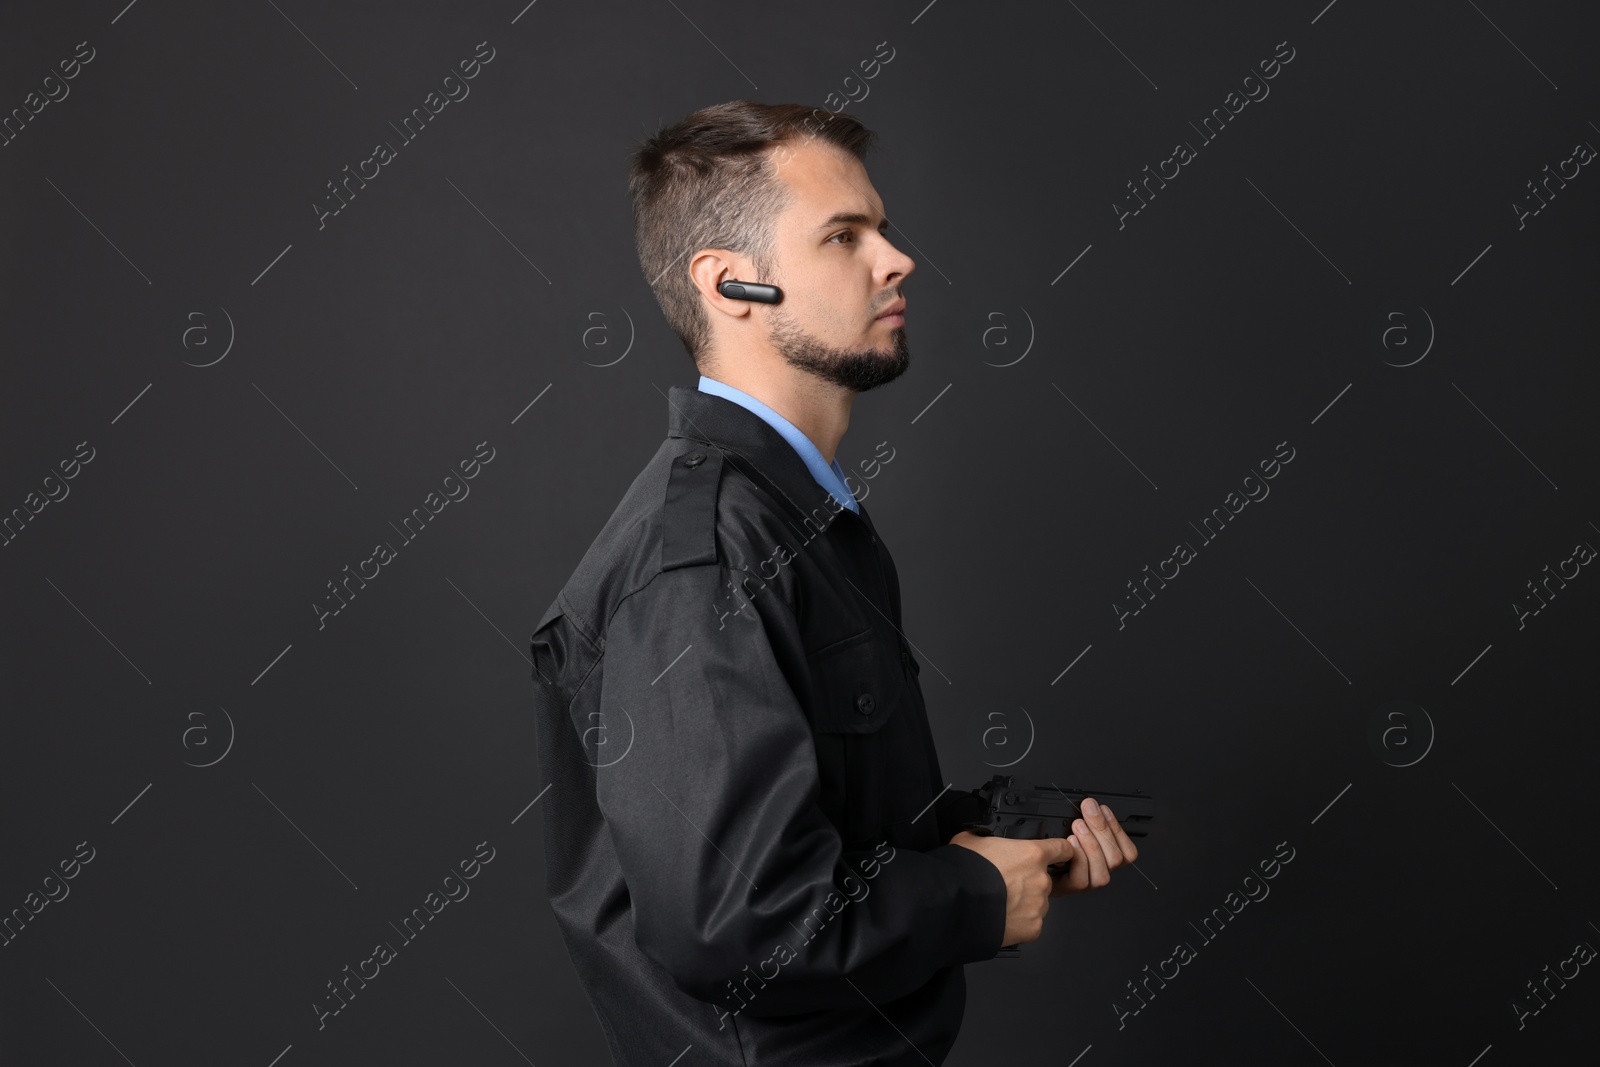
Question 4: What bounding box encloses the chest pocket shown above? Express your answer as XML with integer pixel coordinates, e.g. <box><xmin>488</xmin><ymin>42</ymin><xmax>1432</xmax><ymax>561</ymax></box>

<box><xmin>805</xmin><ymin>627</ymin><xmax>911</xmax><ymax>849</ymax></box>
<box><xmin>806</xmin><ymin>628</ymin><xmax>906</xmax><ymax>734</ymax></box>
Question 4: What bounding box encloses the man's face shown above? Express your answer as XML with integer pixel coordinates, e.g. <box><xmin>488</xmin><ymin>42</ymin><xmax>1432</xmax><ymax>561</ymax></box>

<box><xmin>760</xmin><ymin>140</ymin><xmax>916</xmax><ymax>392</ymax></box>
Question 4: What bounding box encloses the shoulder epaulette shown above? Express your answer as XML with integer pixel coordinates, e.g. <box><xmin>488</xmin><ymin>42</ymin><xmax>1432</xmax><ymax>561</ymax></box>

<box><xmin>661</xmin><ymin>446</ymin><xmax>723</xmax><ymax>571</ymax></box>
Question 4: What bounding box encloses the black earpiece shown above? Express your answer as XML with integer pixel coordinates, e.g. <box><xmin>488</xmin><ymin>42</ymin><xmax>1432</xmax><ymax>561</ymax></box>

<box><xmin>718</xmin><ymin>280</ymin><xmax>783</xmax><ymax>304</ymax></box>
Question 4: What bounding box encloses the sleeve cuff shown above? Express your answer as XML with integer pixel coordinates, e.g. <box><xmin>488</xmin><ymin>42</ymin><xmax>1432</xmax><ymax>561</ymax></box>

<box><xmin>928</xmin><ymin>842</ymin><xmax>1008</xmax><ymax>963</ymax></box>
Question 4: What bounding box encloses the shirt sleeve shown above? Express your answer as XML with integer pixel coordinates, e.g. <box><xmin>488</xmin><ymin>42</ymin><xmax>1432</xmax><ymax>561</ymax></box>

<box><xmin>594</xmin><ymin>561</ymin><xmax>1007</xmax><ymax>1018</ymax></box>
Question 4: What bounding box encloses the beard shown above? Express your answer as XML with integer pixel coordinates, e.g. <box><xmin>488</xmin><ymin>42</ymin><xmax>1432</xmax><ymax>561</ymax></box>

<box><xmin>765</xmin><ymin>304</ymin><xmax>910</xmax><ymax>393</ymax></box>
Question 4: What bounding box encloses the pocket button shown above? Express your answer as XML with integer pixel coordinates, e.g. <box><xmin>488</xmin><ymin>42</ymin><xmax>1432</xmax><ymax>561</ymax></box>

<box><xmin>855</xmin><ymin>693</ymin><xmax>876</xmax><ymax>715</ymax></box>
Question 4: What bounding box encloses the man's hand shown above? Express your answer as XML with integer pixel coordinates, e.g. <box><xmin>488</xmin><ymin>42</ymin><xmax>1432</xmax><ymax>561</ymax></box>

<box><xmin>1050</xmin><ymin>798</ymin><xmax>1139</xmax><ymax>897</ymax></box>
<box><xmin>949</xmin><ymin>832</ymin><xmax>1073</xmax><ymax>948</ymax></box>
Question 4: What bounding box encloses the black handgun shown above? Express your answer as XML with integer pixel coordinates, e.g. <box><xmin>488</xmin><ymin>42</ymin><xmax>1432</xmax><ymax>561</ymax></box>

<box><xmin>954</xmin><ymin>774</ymin><xmax>1155</xmax><ymax>957</ymax></box>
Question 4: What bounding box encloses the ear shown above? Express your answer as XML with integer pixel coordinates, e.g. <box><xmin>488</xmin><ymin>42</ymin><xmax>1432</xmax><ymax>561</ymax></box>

<box><xmin>689</xmin><ymin>249</ymin><xmax>755</xmax><ymax>319</ymax></box>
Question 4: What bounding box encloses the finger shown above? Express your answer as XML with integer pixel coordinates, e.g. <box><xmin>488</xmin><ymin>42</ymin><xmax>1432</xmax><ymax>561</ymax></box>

<box><xmin>1055</xmin><ymin>836</ymin><xmax>1091</xmax><ymax>895</ymax></box>
<box><xmin>1100</xmin><ymin>804</ymin><xmax>1140</xmax><ymax>864</ymax></box>
<box><xmin>1080</xmin><ymin>799</ymin><xmax>1124</xmax><ymax>870</ymax></box>
<box><xmin>1073</xmin><ymin>817</ymin><xmax>1111</xmax><ymax>887</ymax></box>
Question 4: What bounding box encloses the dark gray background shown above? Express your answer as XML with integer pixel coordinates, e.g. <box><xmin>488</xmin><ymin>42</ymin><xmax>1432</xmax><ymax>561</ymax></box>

<box><xmin>3</xmin><ymin>1</ymin><xmax>1596</xmax><ymax>1064</ymax></box>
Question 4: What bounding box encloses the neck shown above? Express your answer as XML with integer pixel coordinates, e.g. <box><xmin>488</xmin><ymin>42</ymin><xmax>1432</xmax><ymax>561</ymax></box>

<box><xmin>702</xmin><ymin>364</ymin><xmax>854</xmax><ymax>464</ymax></box>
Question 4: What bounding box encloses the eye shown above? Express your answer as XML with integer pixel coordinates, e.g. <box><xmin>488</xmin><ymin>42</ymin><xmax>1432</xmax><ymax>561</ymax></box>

<box><xmin>829</xmin><ymin>225</ymin><xmax>889</xmax><ymax>245</ymax></box>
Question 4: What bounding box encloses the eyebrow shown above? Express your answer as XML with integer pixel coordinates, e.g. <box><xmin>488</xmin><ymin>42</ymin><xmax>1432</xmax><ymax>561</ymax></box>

<box><xmin>811</xmin><ymin>210</ymin><xmax>890</xmax><ymax>236</ymax></box>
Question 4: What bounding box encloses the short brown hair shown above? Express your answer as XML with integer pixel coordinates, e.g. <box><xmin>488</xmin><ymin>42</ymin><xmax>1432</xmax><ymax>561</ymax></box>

<box><xmin>627</xmin><ymin>100</ymin><xmax>877</xmax><ymax>367</ymax></box>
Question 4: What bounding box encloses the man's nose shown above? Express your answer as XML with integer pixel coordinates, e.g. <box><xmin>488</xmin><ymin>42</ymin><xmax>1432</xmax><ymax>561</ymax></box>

<box><xmin>884</xmin><ymin>242</ymin><xmax>915</xmax><ymax>282</ymax></box>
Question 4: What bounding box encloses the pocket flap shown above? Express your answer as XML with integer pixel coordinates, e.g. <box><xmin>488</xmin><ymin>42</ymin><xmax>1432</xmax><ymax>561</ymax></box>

<box><xmin>806</xmin><ymin>629</ymin><xmax>905</xmax><ymax>734</ymax></box>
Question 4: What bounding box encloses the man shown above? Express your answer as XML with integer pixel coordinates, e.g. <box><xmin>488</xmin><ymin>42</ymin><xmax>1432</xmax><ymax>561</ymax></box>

<box><xmin>529</xmin><ymin>100</ymin><xmax>1139</xmax><ymax>1066</ymax></box>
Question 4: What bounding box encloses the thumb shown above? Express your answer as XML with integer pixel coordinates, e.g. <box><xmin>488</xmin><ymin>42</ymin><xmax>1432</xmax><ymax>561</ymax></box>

<box><xmin>1041</xmin><ymin>835</ymin><xmax>1076</xmax><ymax>866</ymax></box>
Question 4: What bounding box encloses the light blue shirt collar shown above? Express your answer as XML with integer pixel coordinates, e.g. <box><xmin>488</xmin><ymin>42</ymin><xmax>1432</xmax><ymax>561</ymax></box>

<box><xmin>697</xmin><ymin>375</ymin><xmax>859</xmax><ymax>514</ymax></box>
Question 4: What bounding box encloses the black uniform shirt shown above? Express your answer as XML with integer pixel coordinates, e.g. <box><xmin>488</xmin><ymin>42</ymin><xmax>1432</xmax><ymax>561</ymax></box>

<box><xmin>529</xmin><ymin>384</ymin><xmax>1007</xmax><ymax>1066</ymax></box>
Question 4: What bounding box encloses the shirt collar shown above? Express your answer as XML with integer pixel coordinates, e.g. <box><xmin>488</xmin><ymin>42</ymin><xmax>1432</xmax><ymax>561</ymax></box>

<box><xmin>695</xmin><ymin>375</ymin><xmax>860</xmax><ymax>516</ymax></box>
<box><xmin>664</xmin><ymin>383</ymin><xmax>859</xmax><ymax>537</ymax></box>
